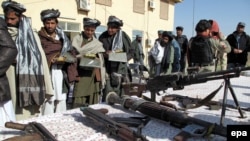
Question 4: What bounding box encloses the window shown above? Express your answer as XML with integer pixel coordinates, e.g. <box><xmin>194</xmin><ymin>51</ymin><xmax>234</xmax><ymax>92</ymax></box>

<box><xmin>132</xmin><ymin>30</ymin><xmax>143</xmax><ymax>41</ymax></box>
<box><xmin>95</xmin><ymin>0</ymin><xmax>112</xmax><ymax>6</ymax></box>
<box><xmin>160</xmin><ymin>0</ymin><xmax>169</xmax><ymax>20</ymax></box>
<box><xmin>58</xmin><ymin>21</ymin><xmax>80</xmax><ymax>32</ymax></box>
<box><xmin>95</xmin><ymin>25</ymin><xmax>106</xmax><ymax>39</ymax></box>
<box><xmin>133</xmin><ymin>0</ymin><xmax>145</xmax><ymax>14</ymax></box>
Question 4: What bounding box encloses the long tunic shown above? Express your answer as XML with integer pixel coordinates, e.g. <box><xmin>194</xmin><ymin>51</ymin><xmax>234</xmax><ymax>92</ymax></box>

<box><xmin>72</xmin><ymin>32</ymin><xmax>105</xmax><ymax>107</ymax></box>
<box><xmin>98</xmin><ymin>30</ymin><xmax>132</xmax><ymax>97</ymax></box>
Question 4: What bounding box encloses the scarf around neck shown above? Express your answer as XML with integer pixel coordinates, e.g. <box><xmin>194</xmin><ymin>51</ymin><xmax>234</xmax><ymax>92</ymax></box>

<box><xmin>13</xmin><ymin>16</ymin><xmax>45</xmax><ymax>107</ymax></box>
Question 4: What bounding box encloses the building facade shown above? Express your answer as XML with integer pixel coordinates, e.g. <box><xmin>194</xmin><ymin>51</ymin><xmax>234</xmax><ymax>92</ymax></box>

<box><xmin>0</xmin><ymin>0</ymin><xmax>182</xmax><ymax>65</ymax></box>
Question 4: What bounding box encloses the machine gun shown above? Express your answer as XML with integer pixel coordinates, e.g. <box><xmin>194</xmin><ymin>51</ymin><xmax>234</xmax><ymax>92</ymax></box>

<box><xmin>4</xmin><ymin>122</ymin><xmax>57</xmax><ymax>141</ymax></box>
<box><xmin>147</xmin><ymin>66</ymin><xmax>250</xmax><ymax>102</ymax></box>
<box><xmin>147</xmin><ymin>66</ymin><xmax>250</xmax><ymax>125</ymax></box>
<box><xmin>106</xmin><ymin>92</ymin><xmax>227</xmax><ymax>139</ymax></box>
<box><xmin>80</xmin><ymin>107</ymin><xmax>148</xmax><ymax>141</ymax></box>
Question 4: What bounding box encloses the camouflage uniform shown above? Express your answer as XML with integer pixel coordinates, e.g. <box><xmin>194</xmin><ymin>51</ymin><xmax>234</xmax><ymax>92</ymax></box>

<box><xmin>189</xmin><ymin>37</ymin><xmax>231</xmax><ymax>73</ymax></box>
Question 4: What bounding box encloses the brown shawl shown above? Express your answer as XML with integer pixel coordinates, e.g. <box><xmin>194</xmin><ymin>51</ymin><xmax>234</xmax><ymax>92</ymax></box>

<box><xmin>38</xmin><ymin>27</ymin><xmax>78</xmax><ymax>82</ymax></box>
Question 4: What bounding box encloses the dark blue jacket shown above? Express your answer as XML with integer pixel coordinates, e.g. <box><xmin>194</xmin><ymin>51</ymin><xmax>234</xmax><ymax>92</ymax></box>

<box><xmin>226</xmin><ymin>31</ymin><xmax>250</xmax><ymax>65</ymax></box>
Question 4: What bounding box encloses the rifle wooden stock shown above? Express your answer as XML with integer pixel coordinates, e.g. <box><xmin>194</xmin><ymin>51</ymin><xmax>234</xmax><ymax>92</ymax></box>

<box><xmin>106</xmin><ymin>93</ymin><xmax>227</xmax><ymax>137</ymax></box>
<box><xmin>81</xmin><ymin>107</ymin><xmax>148</xmax><ymax>141</ymax></box>
<box><xmin>5</xmin><ymin>122</ymin><xmax>26</xmax><ymax>130</ymax></box>
<box><xmin>3</xmin><ymin>133</ymin><xmax>42</xmax><ymax>141</ymax></box>
<box><xmin>4</xmin><ymin>122</ymin><xmax>57</xmax><ymax>141</ymax></box>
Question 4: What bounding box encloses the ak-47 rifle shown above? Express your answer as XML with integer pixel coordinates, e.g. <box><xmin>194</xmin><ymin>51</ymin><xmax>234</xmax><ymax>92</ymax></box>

<box><xmin>106</xmin><ymin>92</ymin><xmax>227</xmax><ymax>139</ymax></box>
<box><xmin>4</xmin><ymin>122</ymin><xmax>57</xmax><ymax>141</ymax></box>
<box><xmin>80</xmin><ymin>107</ymin><xmax>148</xmax><ymax>141</ymax></box>
<box><xmin>147</xmin><ymin>66</ymin><xmax>250</xmax><ymax>102</ymax></box>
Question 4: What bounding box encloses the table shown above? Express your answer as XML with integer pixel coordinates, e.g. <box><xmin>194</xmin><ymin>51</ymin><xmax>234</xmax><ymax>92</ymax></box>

<box><xmin>1</xmin><ymin>76</ymin><xmax>250</xmax><ymax>141</ymax></box>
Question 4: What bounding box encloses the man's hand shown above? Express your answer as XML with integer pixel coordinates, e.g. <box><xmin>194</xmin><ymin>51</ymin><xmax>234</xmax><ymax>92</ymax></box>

<box><xmin>234</xmin><ymin>48</ymin><xmax>243</xmax><ymax>54</ymax></box>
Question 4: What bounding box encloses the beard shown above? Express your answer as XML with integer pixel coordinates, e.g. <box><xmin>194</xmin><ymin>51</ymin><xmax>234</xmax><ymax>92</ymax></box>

<box><xmin>160</xmin><ymin>40</ymin><xmax>168</xmax><ymax>47</ymax></box>
<box><xmin>7</xmin><ymin>23</ymin><xmax>19</xmax><ymax>28</ymax></box>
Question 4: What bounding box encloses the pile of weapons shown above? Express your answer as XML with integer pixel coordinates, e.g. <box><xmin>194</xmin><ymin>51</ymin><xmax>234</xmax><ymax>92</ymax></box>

<box><xmin>4</xmin><ymin>67</ymin><xmax>250</xmax><ymax>141</ymax></box>
<box><xmin>81</xmin><ymin>93</ymin><xmax>227</xmax><ymax>141</ymax></box>
<box><xmin>81</xmin><ymin>67</ymin><xmax>250</xmax><ymax>141</ymax></box>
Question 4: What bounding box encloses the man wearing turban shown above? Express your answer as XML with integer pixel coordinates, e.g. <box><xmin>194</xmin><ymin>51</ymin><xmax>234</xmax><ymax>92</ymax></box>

<box><xmin>99</xmin><ymin>15</ymin><xmax>133</xmax><ymax>101</ymax></box>
<box><xmin>38</xmin><ymin>9</ymin><xmax>78</xmax><ymax>114</ymax></box>
<box><xmin>2</xmin><ymin>1</ymin><xmax>53</xmax><ymax>120</ymax></box>
<box><xmin>71</xmin><ymin>17</ymin><xmax>105</xmax><ymax>107</ymax></box>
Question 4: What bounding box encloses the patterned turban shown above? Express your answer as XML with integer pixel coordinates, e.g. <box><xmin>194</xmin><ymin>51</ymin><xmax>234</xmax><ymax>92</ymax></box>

<box><xmin>107</xmin><ymin>15</ymin><xmax>123</xmax><ymax>27</ymax></box>
<box><xmin>83</xmin><ymin>17</ymin><xmax>101</xmax><ymax>27</ymax></box>
<box><xmin>2</xmin><ymin>1</ymin><xmax>26</xmax><ymax>14</ymax></box>
<box><xmin>40</xmin><ymin>9</ymin><xmax>60</xmax><ymax>21</ymax></box>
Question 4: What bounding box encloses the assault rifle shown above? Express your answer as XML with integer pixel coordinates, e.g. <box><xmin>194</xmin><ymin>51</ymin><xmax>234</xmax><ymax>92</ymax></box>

<box><xmin>80</xmin><ymin>107</ymin><xmax>148</xmax><ymax>141</ymax></box>
<box><xmin>106</xmin><ymin>93</ymin><xmax>227</xmax><ymax>139</ymax></box>
<box><xmin>147</xmin><ymin>66</ymin><xmax>250</xmax><ymax>102</ymax></box>
<box><xmin>4</xmin><ymin>122</ymin><xmax>57</xmax><ymax>141</ymax></box>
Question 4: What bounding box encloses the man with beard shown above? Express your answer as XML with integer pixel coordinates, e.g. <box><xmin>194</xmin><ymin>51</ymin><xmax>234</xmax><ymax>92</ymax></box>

<box><xmin>38</xmin><ymin>9</ymin><xmax>78</xmax><ymax>114</ymax></box>
<box><xmin>2</xmin><ymin>1</ymin><xmax>53</xmax><ymax>120</ymax></box>
<box><xmin>0</xmin><ymin>17</ymin><xmax>18</xmax><ymax>126</ymax></box>
<box><xmin>150</xmin><ymin>31</ymin><xmax>174</xmax><ymax>76</ymax></box>
<box><xmin>99</xmin><ymin>15</ymin><xmax>133</xmax><ymax>101</ymax></box>
<box><xmin>71</xmin><ymin>17</ymin><xmax>105</xmax><ymax>107</ymax></box>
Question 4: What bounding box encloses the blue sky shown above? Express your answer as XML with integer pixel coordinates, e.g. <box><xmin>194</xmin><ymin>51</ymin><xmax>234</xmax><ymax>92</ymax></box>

<box><xmin>174</xmin><ymin>0</ymin><xmax>250</xmax><ymax>39</ymax></box>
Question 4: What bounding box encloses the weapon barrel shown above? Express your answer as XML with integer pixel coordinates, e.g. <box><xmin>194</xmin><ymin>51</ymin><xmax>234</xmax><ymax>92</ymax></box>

<box><xmin>106</xmin><ymin>93</ymin><xmax>227</xmax><ymax>137</ymax></box>
<box><xmin>81</xmin><ymin>107</ymin><xmax>148</xmax><ymax>141</ymax></box>
<box><xmin>192</xmin><ymin>66</ymin><xmax>250</xmax><ymax>79</ymax></box>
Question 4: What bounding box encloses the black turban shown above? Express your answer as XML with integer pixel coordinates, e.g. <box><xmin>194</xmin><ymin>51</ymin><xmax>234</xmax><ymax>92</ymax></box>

<box><xmin>83</xmin><ymin>17</ymin><xmax>101</xmax><ymax>27</ymax></box>
<box><xmin>107</xmin><ymin>15</ymin><xmax>123</xmax><ymax>27</ymax></box>
<box><xmin>162</xmin><ymin>31</ymin><xmax>173</xmax><ymax>41</ymax></box>
<box><xmin>40</xmin><ymin>9</ymin><xmax>60</xmax><ymax>21</ymax></box>
<box><xmin>2</xmin><ymin>1</ymin><xmax>26</xmax><ymax>14</ymax></box>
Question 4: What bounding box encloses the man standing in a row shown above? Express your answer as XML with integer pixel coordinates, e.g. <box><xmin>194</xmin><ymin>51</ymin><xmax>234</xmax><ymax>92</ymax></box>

<box><xmin>2</xmin><ymin>1</ymin><xmax>52</xmax><ymax>120</ymax></box>
<box><xmin>38</xmin><ymin>9</ymin><xmax>78</xmax><ymax>114</ymax></box>
<box><xmin>175</xmin><ymin>26</ymin><xmax>188</xmax><ymax>73</ymax></box>
<box><xmin>227</xmin><ymin>22</ymin><xmax>250</xmax><ymax>69</ymax></box>
<box><xmin>72</xmin><ymin>18</ymin><xmax>105</xmax><ymax>107</ymax></box>
<box><xmin>99</xmin><ymin>15</ymin><xmax>132</xmax><ymax>100</ymax></box>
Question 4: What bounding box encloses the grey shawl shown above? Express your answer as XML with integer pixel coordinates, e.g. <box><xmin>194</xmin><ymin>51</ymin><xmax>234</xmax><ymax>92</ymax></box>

<box><xmin>56</xmin><ymin>27</ymin><xmax>72</xmax><ymax>55</ymax></box>
<box><xmin>14</xmin><ymin>16</ymin><xmax>45</xmax><ymax>107</ymax></box>
<box><xmin>72</xmin><ymin>34</ymin><xmax>106</xmax><ymax>88</ymax></box>
<box><xmin>112</xmin><ymin>30</ymin><xmax>123</xmax><ymax>51</ymax></box>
